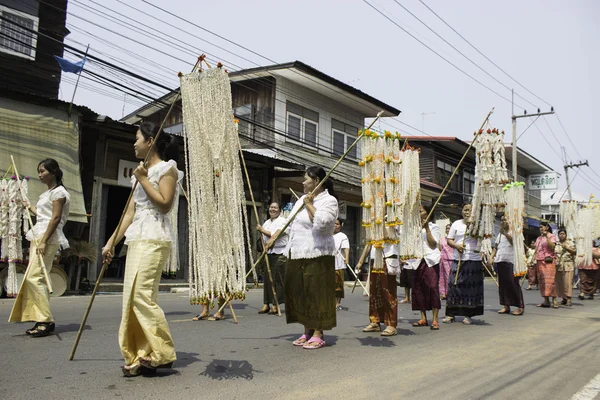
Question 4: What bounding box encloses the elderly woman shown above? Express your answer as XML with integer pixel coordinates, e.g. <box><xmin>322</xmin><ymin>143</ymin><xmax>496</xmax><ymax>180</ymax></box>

<box><xmin>555</xmin><ymin>229</ymin><xmax>576</xmax><ymax>306</ymax></box>
<box><xmin>257</xmin><ymin>202</ymin><xmax>288</xmax><ymax>315</ymax></box>
<box><xmin>269</xmin><ymin>166</ymin><xmax>337</xmax><ymax>350</ymax></box>
<box><xmin>443</xmin><ymin>204</ymin><xmax>484</xmax><ymax>325</ymax></box>
<box><xmin>534</xmin><ymin>222</ymin><xmax>558</xmax><ymax>308</ymax></box>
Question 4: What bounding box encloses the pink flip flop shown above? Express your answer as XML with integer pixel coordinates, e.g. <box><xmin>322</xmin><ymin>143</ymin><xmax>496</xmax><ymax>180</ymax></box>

<box><xmin>303</xmin><ymin>336</ymin><xmax>326</xmax><ymax>350</ymax></box>
<box><xmin>292</xmin><ymin>334</ymin><xmax>311</xmax><ymax>346</ymax></box>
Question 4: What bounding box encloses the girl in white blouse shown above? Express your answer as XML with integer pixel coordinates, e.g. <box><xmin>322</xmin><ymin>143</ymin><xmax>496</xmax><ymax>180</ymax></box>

<box><xmin>9</xmin><ymin>159</ymin><xmax>70</xmax><ymax>337</ymax></box>
<box><xmin>102</xmin><ymin>121</ymin><xmax>182</xmax><ymax>377</ymax></box>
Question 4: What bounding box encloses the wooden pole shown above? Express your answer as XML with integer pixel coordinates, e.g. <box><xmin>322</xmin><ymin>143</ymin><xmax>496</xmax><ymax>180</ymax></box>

<box><xmin>216</xmin><ymin>110</ymin><xmax>386</xmax><ymax>315</ymax></box>
<box><xmin>453</xmin><ymin>258</ymin><xmax>463</xmax><ymax>286</ymax></box>
<box><xmin>69</xmin><ymin>57</ymin><xmax>203</xmax><ymax>361</ymax></box>
<box><xmin>10</xmin><ymin>156</ymin><xmax>53</xmax><ymax>293</ymax></box>
<box><xmin>482</xmin><ymin>261</ymin><xmax>499</xmax><ymax>286</ymax></box>
<box><xmin>352</xmin><ymin>244</ymin><xmax>371</xmax><ymax>294</ymax></box>
<box><xmin>237</xmin><ymin>135</ymin><xmax>281</xmax><ymax>317</ymax></box>
<box><xmin>424</xmin><ymin>108</ymin><xmax>495</xmax><ymax>224</ymax></box>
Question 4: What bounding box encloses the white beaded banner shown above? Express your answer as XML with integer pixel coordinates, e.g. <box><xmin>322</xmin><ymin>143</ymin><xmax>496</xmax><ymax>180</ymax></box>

<box><xmin>180</xmin><ymin>68</ymin><xmax>247</xmax><ymax>305</ymax></box>
<box><xmin>503</xmin><ymin>182</ymin><xmax>527</xmax><ymax>277</ymax></box>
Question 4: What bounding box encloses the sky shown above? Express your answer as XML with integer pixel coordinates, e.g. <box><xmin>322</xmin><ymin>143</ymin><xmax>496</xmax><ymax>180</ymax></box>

<box><xmin>57</xmin><ymin>0</ymin><xmax>600</xmax><ymax>198</ymax></box>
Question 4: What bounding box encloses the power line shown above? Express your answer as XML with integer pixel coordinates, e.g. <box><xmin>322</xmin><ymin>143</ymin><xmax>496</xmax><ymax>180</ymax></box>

<box><xmin>363</xmin><ymin>0</ymin><xmax>526</xmax><ymax>109</ymax></box>
<box><xmin>393</xmin><ymin>0</ymin><xmax>539</xmax><ymax>109</ymax></box>
<box><xmin>417</xmin><ymin>0</ymin><xmax>552</xmax><ymax>108</ymax></box>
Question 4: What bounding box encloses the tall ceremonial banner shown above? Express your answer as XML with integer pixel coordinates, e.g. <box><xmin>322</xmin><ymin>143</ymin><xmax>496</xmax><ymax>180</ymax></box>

<box><xmin>503</xmin><ymin>182</ymin><xmax>527</xmax><ymax>277</ymax></box>
<box><xmin>468</xmin><ymin>128</ymin><xmax>510</xmax><ymax>258</ymax></box>
<box><xmin>359</xmin><ymin>131</ymin><xmax>420</xmax><ymax>270</ymax></box>
<box><xmin>0</xmin><ymin>175</ymin><xmax>29</xmax><ymax>296</ymax></box>
<box><xmin>575</xmin><ymin>203</ymin><xmax>599</xmax><ymax>268</ymax></box>
<box><xmin>180</xmin><ymin>68</ymin><xmax>247</xmax><ymax>305</ymax></box>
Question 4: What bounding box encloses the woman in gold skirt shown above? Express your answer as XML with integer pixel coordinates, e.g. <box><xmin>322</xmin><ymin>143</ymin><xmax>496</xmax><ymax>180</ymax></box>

<box><xmin>9</xmin><ymin>159</ymin><xmax>70</xmax><ymax>337</ymax></box>
<box><xmin>103</xmin><ymin>121</ymin><xmax>183</xmax><ymax>377</ymax></box>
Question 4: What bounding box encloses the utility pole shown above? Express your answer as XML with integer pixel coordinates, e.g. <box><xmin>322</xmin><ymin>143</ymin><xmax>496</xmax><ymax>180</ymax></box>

<box><xmin>563</xmin><ymin>148</ymin><xmax>589</xmax><ymax>200</ymax></box>
<box><xmin>511</xmin><ymin>89</ymin><xmax>554</xmax><ymax>180</ymax></box>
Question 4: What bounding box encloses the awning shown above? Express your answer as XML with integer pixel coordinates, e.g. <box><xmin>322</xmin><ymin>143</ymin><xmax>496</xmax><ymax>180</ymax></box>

<box><xmin>525</xmin><ymin>217</ymin><xmax>557</xmax><ymax>232</ymax></box>
<box><xmin>0</xmin><ymin>98</ymin><xmax>87</xmax><ymax>223</ymax></box>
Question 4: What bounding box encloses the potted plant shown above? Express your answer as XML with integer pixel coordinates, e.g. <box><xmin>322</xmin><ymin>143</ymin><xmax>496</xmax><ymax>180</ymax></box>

<box><xmin>64</xmin><ymin>240</ymin><xmax>97</xmax><ymax>293</ymax></box>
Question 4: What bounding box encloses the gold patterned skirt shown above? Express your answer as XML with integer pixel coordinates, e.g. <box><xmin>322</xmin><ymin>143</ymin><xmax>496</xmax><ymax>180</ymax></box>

<box><xmin>9</xmin><ymin>243</ymin><xmax>60</xmax><ymax>323</ymax></box>
<box><xmin>119</xmin><ymin>240</ymin><xmax>176</xmax><ymax>366</ymax></box>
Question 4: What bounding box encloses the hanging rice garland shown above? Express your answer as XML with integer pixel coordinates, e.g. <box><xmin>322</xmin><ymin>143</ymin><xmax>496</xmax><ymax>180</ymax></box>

<box><xmin>559</xmin><ymin>200</ymin><xmax>578</xmax><ymax>240</ymax></box>
<box><xmin>435</xmin><ymin>218</ymin><xmax>450</xmax><ymax>238</ymax></box>
<box><xmin>575</xmin><ymin>206</ymin><xmax>596</xmax><ymax>268</ymax></box>
<box><xmin>0</xmin><ymin>176</ymin><xmax>29</xmax><ymax>297</ymax></box>
<box><xmin>468</xmin><ymin>128</ymin><xmax>510</xmax><ymax>258</ymax></box>
<box><xmin>397</xmin><ymin>145</ymin><xmax>421</xmax><ymax>260</ymax></box>
<box><xmin>503</xmin><ymin>182</ymin><xmax>526</xmax><ymax>277</ymax></box>
<box><xmin>359</xmin><ymin>130</ymin><xmax>403</xmax><ymax>271</ymax></box>
<box><xmin>180</xmin><ymin>67</ymin><xmax>247</xmax><ymax>305</ymax></box>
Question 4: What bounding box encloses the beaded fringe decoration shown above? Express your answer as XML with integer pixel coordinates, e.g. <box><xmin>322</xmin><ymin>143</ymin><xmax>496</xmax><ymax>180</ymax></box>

<box><xmin>180</xmin><ymin>68</ymin><xmax>247</xmax><ymax>305</ymax></box>
<box><xmin>359</xmin><ymin>131</ymin><xmax>421</xmax><ymax>270</ymax></box>
<box><xmin>575</xmin><ymin>207</ymin><xmax>597</xmax><ymax>268</ymax></box>
<box><xmin>559</xmin><ymin>200</ymin><xmax>578</xmax><ymax>240</ymax></box>
<box><xmin>467</xmin><ymin>128</ymin><xmax>509</xmax><ymax>258</ymax></box>
<box><xmin>503</xmin><ymin>182</ymin><xmax>527</xmax><ymax>277</ymax></box>
<box><xmin>0</xmin><ymin>177</ymin><xmax>28</xmax><ymax>297</ymax></box>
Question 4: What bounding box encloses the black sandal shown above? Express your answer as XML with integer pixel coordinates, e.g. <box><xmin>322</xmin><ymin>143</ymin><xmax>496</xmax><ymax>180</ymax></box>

<box><xmin>30</xmin><ymin>322</ymin><xmax>54</xmax><ymax>338</ymax></box>
<box><xmin>139</xmin><ymin>357</ymin><xmax>173</xmax><ymax>370</ymax></box>
<box><xmin>26</xmin><ymin>322</ymin><xmax>41</xmax><ymax>335</ymax></box>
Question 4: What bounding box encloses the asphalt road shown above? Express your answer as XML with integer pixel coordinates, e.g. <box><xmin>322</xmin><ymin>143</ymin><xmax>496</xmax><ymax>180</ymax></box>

<box><xmin>1</xmin><ymin>280</ymin><xmax>599</xmax><ymax>400</ymax></box>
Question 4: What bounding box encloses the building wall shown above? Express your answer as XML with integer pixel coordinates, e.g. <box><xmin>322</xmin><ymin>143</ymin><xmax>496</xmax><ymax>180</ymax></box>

<box><xmin>0</xmin><ymin>0</ymin><xmax>67</xmax><ymax>98</ymax></box>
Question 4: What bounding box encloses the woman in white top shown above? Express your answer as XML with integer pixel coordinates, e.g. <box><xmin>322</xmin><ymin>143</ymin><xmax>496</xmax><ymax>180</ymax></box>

<box><xmin>272</xmin><ymin>166</ymin><xmax>337</xmax><ymax>350</ymax></box>
<box><xmin>102</xmin><ymin>121</ymin><xmax>182</xmax><ymax>377</ymax></box>
<box><xmin>333</xmin><ymin>218</ymin><xmax>350</xmax><ymax>310</ymax></box>
<box><xmin>443</xmin><ymin>204</ymin><xmax>484</xmax><ymax>325</ymax></box>
<box><xmin>256</xmin><ymin>202</ymin><xmax>288</xmax><ymax>314</ymax></box>
<box><xmin>491</xmin><ymin>216</ymin><xmax>524</xmax><ymax>316</ymax></box>
<box><xmin>411</xmin><ymin>205</ymin><xmax>442</xmax><ymax>330</ymax></box>
<box><xmin>9</xmin><ymin>159</ymin><xmax>70</xmax><ymax>337</ymax></box>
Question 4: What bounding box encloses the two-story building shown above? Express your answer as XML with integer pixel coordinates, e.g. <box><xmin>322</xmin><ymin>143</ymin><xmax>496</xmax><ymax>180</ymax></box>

<box><xmin>121</xmin><ymin>61</ymin><xmax>401</xmax><ymax>269</ymax></box>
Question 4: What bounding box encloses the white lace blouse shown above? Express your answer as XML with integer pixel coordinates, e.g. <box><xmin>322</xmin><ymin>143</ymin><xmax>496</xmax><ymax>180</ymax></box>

<box><xmin>124</xmin><ymin>160</ymin><xmax>184</xmax><ymax>244</ymax></box>
<box><xmin>284</xmin><ymin>190</ymin><xmax>338</xmax><ymax>260</ymax></box>
<box><xmin>26</xmin><ymin>186</ymin><xmax>70</xmax><ymax>249</ymax></box>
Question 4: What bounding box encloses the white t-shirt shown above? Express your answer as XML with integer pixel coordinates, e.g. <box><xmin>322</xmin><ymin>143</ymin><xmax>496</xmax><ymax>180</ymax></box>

<box><xmin>262</xmin><ymin>216</ymin><xmax>288</xmax><ymax>255</ymax></box>
<box><xmin>370</xmin><ymin>242</ymin><xmax>400</xmax><ymax>274</ymax></box>
<box><xmin>495</xmin><ymin>234</ymin><xmax>514</xmax><ymax>264</ymax></box>
<box><xmin>422</xmin><ymin>222</ymin><xmax>441</xmax><ymax>267</ymax></box>
<box><xmin>26</xmin><ymin>185</ymin><xmax>70</xmax><ymax>249</ymax></box>
<box><xmin>447</xmin><ymin>219</ymin><xmax>481</xmax><ymax>261</ymax></box>
<box><xmin>333</xmin><ymin>232</ymin><xmax>350</xmax><ymax>270</ymax></box>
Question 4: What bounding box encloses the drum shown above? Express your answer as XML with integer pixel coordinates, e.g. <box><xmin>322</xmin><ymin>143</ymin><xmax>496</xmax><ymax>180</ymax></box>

<box><xmin>49</xmin><ymin>266</ymin><xmax>68</xmax><ymax>297</ymax></box>
<box><xmin>0</xmin><ymin>264</ymin><xmax>68</xmax><ymax>297</ymax></box>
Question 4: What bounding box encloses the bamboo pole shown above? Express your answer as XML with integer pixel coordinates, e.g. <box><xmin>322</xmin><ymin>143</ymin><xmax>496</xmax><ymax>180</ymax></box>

<box><xmin>237</xmin><ymin>135</ymin><xmax>281</xmax><ymax>317</ymax></box>
<box><xmin>453</xmin><ymin>257</ymin><xmax>462</xmax><ymax>286</ymax></box>
<box><xmin>216</xmin><ymin>110</ymin><xmax>386</xmax><ymax>315</ymax></box>
<box><xmin>10</xmin><ymin>156</ymin><xmax>53</xmax><ymax>293</ymax></box>
<box><xmin>352</xmin><ymin>244</ymin><xmax>371</xmax><ymax>294</ymax></box>
<box><xmin>482</xmin><ymin>260</ymin><xmax>499</xmax><ymax>286</ymax></box>
<box><xmin>69</xmin><ymin>56</ymin><xmax>203</xmax><ymax>361</ymax></box>
<box><xmin>424</xmin><ymin>108</ymin><xmax>495</xmax><ymax>224</ymax></box>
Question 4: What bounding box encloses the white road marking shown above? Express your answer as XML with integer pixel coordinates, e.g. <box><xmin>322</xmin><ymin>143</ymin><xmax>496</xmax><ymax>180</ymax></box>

<box><xmin>571</xmin><ymin>373</ymin><xmax>600</xmax><ymax>400</ymax></box>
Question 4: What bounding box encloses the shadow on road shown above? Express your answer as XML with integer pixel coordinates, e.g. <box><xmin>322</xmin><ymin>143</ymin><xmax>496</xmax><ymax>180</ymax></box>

<box><xmin>54</xmin><ymin>323</ymin><xmax>91</xmax><ymax>334</ymax></box>
<box><xmin>357</xmin><ymin>337</ymin><xmax>397</xmax><ymax>347</ymax></box>
<box><xmin>199</xmin><ymin>359</ymin><xmax>261</xmax><ymax>380</ymax></box>
<box><xmin>175</xmin><ymin>351</ymin><xmax>202</xmax><ymax>368</ymax></box>
<box><xmin>165</xmin><ymin>311</ymin><xmax>192</xmax><ymax>316</ymax></box>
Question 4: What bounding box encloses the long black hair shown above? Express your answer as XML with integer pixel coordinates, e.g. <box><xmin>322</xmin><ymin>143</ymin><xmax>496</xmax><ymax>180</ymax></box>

<box><xmin>139</xmin><ymin>120</ymin><xmax>179</xmax><ymax>162</ymax></box>
<box><xmin>38</xmin><ymin>158</ymin><xmax>65</xmax><ymax>188</ymax></box>
<box><xmin>306</xmin><ymin>166</ymin><xmax>337</xmax><ymax>199</ymax></box>
<box><xmin>540</xmin><ymin>221</ymin><xmax>553</xmax><ymax>233</ymax></box>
